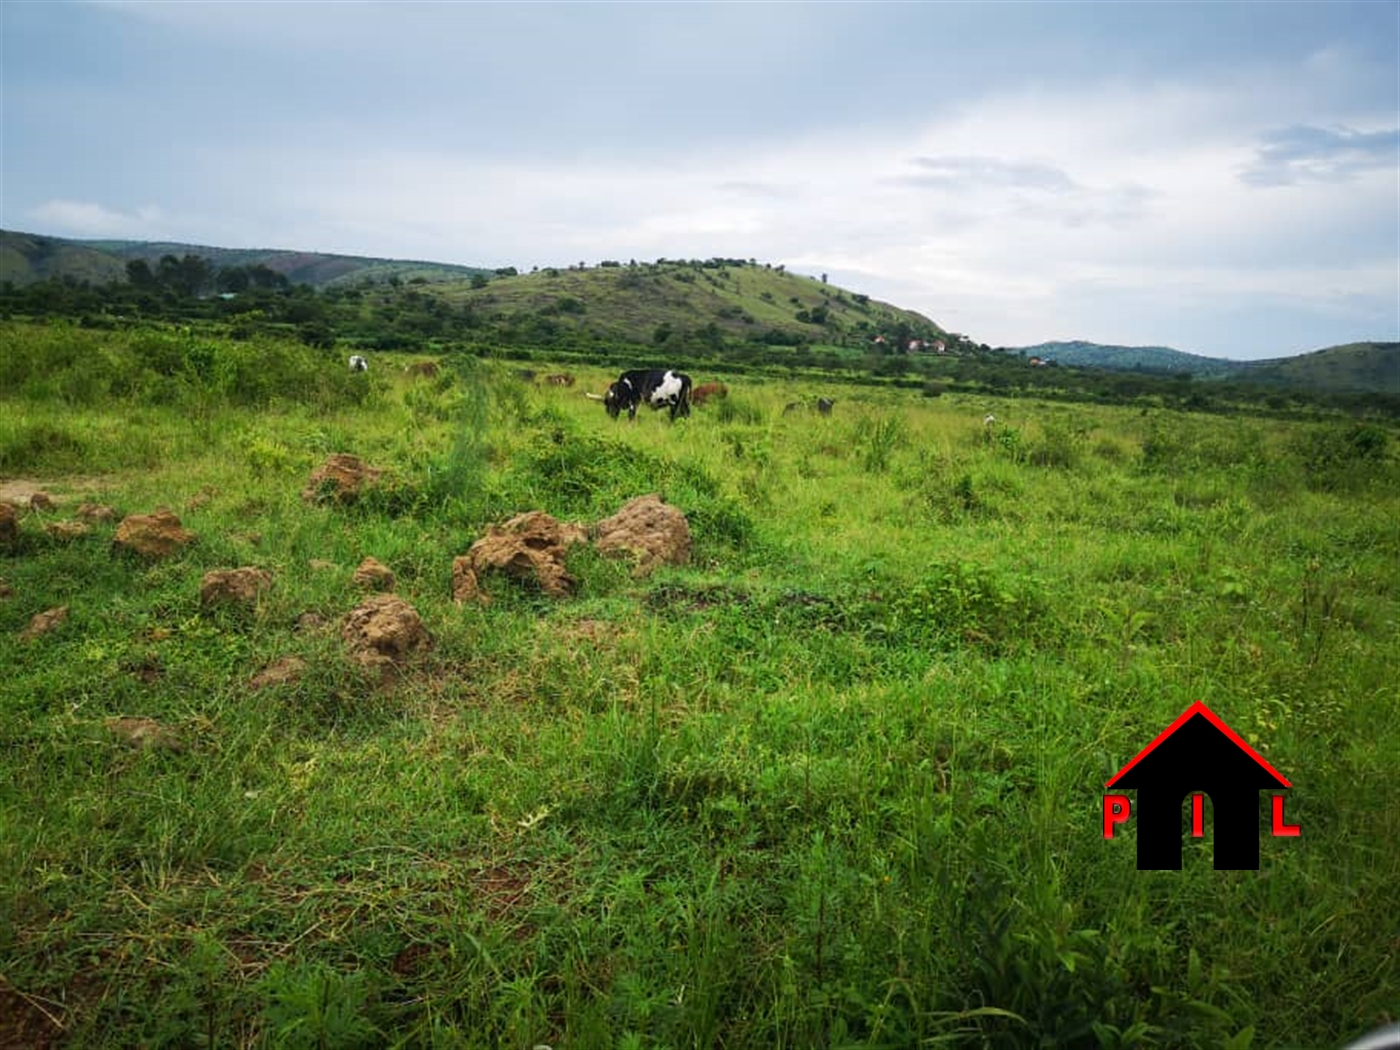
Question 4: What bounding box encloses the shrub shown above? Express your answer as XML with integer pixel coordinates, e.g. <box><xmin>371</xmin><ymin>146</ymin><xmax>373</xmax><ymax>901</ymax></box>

<box><xmin>1292</xmin><ymin>422</ymin><xmax>1393</xmax><ymax>490</ymax></box>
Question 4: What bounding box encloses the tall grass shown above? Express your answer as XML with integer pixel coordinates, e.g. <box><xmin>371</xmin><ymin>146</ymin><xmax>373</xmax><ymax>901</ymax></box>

<box><xmin>1</xmin><ymin>321</ymin><xmax>1397</xmax><ymax>1048</ymax></box>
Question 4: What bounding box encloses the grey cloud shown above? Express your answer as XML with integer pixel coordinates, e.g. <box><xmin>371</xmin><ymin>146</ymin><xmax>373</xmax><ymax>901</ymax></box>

<box><xmin>1241</xmin><ymin>124</ymin><xmax>1400</xmax><ymax>186</ymax></box>
<box><xmin>899</xmin><ymin>155</ymin><xmax>1080</xmax><ymax>193</ymax></box>
<box><xmin>894</xmin><ymin>155</ymin><xmax>1157</xmax><ymax>228</ymax></box>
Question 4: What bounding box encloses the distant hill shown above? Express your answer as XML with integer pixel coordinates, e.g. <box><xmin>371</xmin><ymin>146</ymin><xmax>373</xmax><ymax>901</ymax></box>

<box><xmin>7</xmin><ymin>230</ymin><xmax>1389</xmax><ymax>393</ymax></box>
<box><xmin>433</xmin><ymin>260</ymin><xmax>946</xmax><ymax>348</ymax></box>
<box><xmin>1233</xmin><ymin>342</ymin><xmax>1400</xmax><ymax>394</ymax></box>
<box><xmin>0</xmin><ymin>230</ymin><xmax>945</xmax><ymax>348</ymax></box>
<box><xmin>0</xmin><ymin>229</ymin><xmax>491</xmax><ymax>288</ymax></box>
<box><xmin>1008</xmin><ymin>340</ymin><xmax>1237</xmax><ymax>376</ymax></box>
<box><xmin>1006</xmin><ymin>338</ymin><xmax>1399</xmax><ymax>396</ymax></box>
<box><xmin>0</xmin><ymin>231</ymin><xmax>128</xmax><ymax>287</ymax></box>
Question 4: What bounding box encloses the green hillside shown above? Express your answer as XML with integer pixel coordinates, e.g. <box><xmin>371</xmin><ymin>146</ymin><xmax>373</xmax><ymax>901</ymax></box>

<box><xmin>0</xmin><ymin>230</ymin><xmax>490</xmax><ymax>288</ymax></box>
<box><xmin>1234</xmin><ymin>342</ymin><xmax>1400</xmax><ymax>394</ymax></box>
<box><xmin>0</xmin><ymin>231</ymin><xmax>127</xmax><ymax>287</ymax></box>
<box><xmin>433</xmin><ymin>260</ymin><xmax>947</xmax><ymax>348</ymax></box>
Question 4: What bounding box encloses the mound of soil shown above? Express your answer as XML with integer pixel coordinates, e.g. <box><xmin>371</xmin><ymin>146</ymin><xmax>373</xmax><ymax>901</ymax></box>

<box><xmin>249</xmin><ymin>655</ymin><xmax>306</xmax><ymax>691</ymax></box>
<box><xmin>20</xmin><ymin>606</ymin><xmax>69</xmax><ymax>642</ymax></box>
<box><xmin>113</xmin><ymin>509</ymin><xmax>196</xmax><ymax>559</ymax></box>
<box><xmin>0</xmin><ymin>502</ymin><xmax>17</xmax><ymax>551</ymax></box>
<box><xmin>593</xmin><ymin>494</ymin><xmax>691</xmax><ymax>576</ymax></box>
<box><xmin>352</xmin><ymin>557</ymin><xmax>396</xmax><ymax>592</ymax></box>
<box><xmin>76</xmin><ymin>503</ymin><xmax>119</xmax><ymax>523</ymax></box>
<box><xmin>302</xmin><ymin>453</ymin><xmax>384</xmax><ymax>504</ymax></box>
<box><xmin>342</xmin><ymin>594</ymin><xmax>432</xmax><ymax>673</ymax></box>
<box><xmin>452</xmin><ymin>511</ymin><xmax>587</xmax><ymax>603</ymax></box>
<box><xmin>200</xmin><ymin>567</ymin><xmax>273</xmax><ymax>609</ymax></box>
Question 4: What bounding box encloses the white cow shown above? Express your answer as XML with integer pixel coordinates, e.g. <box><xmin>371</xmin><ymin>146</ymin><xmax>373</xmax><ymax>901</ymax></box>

<box><xmin>348</xmin><ymin>355</ymin><xmax>369</xmax><ymax>373</ymax></box>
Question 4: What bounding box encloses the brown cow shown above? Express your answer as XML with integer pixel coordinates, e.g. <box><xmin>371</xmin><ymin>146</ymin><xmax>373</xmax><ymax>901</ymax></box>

<box><xmin>691</xmin><ymin>382</ymin><xmax>729</xmax><ymax>406</ymax></box>
<box><xmin>405</xmin><ymin>361</ymin><xmax>440</xmax><ymax>378</ymax></box>
<box><xmin>547</xmin><ymin>373</ymin><xmax>575</xmax><ymax>386</ymax></box>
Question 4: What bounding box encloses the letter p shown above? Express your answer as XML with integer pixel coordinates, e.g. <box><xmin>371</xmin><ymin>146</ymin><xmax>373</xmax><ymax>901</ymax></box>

<box><xmin>1103</xmin><ymin>794</ymin><xmax>1131</xmax><ymax>838</ymax></box>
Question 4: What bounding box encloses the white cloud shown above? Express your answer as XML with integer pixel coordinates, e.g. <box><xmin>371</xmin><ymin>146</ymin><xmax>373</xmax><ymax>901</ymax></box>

<box><xmin>27</xmin><ymin>200</ymin><xmax>165</xmax><ymax>237</ymax></box>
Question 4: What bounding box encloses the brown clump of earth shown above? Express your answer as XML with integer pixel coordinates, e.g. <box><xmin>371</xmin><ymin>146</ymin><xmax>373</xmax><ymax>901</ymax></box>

<box><xmin>302</xmin><ymin>454</ymin><xmax>384</xmax><ymax>505</ymax></box>
<box><xmin>20</xmin><ymin>606</ymin><xmax>69</xmax><ymax>642</ymax></box>
<box><xmin>592</xmin><ymin>494</ymin><xmax>691</xmax><ymax>576</ymax></box>
<box><xmin>452</xmin><ymin>511</ymin><xmax>588</xmax><ymax>604</ymax></box>
<box><xmin>112</xmin><ymin>509</ymin><xmax>196</xmax><ymax>559</ymax></box>
<box><xmin>249</xmin><ymin>655</ymin><xmax>307</xmax><ymax>691</ymax></box>
<box><xmin>341</xmin><ymin>594</ymin><xmax>432</xmax><ymax>673</ymax></box>
<box><xmin>0</xmin><ymin>502</ymin><xmax>18</xmax><ymax>551</ymax></box>
<box><xmin>352</xmin><ymin>557</ymin><xmax>396</xmax><ymax>592</ymax></box>
<box><xmin>76</xmin><ymin>502</ymin><xmax>119</xmax><ymax>523</ymax></box>
<box><xmin>199</xmin><ymin>567</ymin><xmax>273</xmax><ymax>609</ymax></box>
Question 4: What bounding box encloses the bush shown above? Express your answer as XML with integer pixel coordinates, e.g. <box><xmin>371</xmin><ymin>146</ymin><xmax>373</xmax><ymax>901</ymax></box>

<box><xmin>1293</xmin><ymin>422</ymin><xmax>1392</xmax><ymax>490</ymax></box>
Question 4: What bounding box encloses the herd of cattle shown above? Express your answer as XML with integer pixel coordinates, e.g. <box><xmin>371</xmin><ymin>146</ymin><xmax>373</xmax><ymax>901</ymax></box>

<box><xmin>349</xmin><ymin>355</ymin><xmax>835</xmax><ymax>422</ymax></box>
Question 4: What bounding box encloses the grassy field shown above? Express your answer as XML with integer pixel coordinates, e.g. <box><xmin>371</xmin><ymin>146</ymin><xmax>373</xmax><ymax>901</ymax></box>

<box><xmin>2</xmin><ymin>321</ymin><xmax>1398</xmax><ymax>1049</ymax></box>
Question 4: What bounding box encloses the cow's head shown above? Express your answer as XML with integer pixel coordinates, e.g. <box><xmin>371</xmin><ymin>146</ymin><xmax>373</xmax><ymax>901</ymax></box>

<box><xmin>603</xmin><ymin>383</ymin><xmax>622</xmax><ymax>418</ymax></box>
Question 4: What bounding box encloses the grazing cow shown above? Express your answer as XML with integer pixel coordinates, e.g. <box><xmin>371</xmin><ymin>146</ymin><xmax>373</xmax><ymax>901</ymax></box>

<box><xmin>816</xmin><ymin>398</ymin><xmax>834</xmax><ymax>416</ymax></box>
<box><xmin>514</xmin><ymin>369</ymin><xmax>538</xmax><ymax>382</ymax></box>
<box><xmin>783</xmin><ymin>401</ymin><xmax>803</xmax><ymax>415</ymax></box>
<box><xmin>604</xmin><ymin>369</ymin><xmax>692</xmax><ymax>421</ymax></box>
<box><xmin>405</xmin><ymin>361</ymin><xmax>439</xmax><ymax>378</ymax></box>
<box><xmin>984</xmin><ymin>414</ymin><xmax>997</xmax><ymax>427</ymax></box>
<box><xmin>691</xmin><ymin>382</ymin><xmax>729</xmax><ymax>406</ymax></box>
<box><xmin>547</xmin><ymin>373</ymin><xmax>575</xmax><ymax>387</ymax></box>
<box><xmin>348</xmin><ymin>355</ymin><xmax>368</xmax><ymax>373</ymax></box>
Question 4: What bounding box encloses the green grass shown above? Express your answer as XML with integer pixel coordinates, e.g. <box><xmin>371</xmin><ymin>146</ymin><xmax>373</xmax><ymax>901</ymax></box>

<box><xmin>2</xmin><ymin>321</ymin><xmax>1398</xmax><ymax>1048</ymax></box>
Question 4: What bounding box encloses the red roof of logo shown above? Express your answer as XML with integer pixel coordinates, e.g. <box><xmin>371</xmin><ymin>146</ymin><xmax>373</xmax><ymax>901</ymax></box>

<box><xmin>1105</xmin><ymin>700</ymin><xmax>1291</xmax><ymax>789</ymax></box>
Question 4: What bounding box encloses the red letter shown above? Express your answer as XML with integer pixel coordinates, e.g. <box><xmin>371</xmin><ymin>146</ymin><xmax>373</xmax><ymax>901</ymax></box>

<box><xmin>1103</xmin><ymin>794</ymin><xmax>1131</xmax><ymax>838</ymax></box>
<box><xmin>1272</xmin><ymin>795</ymin><xmax>1300</xmax><ymax>837</ymax></box>
<box><xmin>1192</xmin><ymin>793</ymin><xmax>1205</xmax><ymax>837</ymax></box>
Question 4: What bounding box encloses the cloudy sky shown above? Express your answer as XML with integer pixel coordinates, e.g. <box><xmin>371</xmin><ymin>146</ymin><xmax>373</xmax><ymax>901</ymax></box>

<box><xmin>3</xmin><ymin>1</ymin><xmax>1397</xmax><ymax>359</ymax></box>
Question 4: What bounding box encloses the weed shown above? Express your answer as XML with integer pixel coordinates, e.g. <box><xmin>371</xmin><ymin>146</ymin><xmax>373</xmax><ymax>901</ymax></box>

<box><xmin>855</xmin><ymin>414</ymin><xmax>906</xmax><ymax>473</ymax></box>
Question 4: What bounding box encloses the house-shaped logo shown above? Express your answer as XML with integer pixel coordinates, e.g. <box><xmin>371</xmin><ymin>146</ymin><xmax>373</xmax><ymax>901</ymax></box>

<box><xmin>1103</xmin><ymin>701</ymin><xmax>1299</xmax><ymax>870</ymax></box>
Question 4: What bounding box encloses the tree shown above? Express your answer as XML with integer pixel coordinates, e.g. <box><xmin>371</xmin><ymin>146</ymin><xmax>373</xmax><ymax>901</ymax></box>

<box><xmin>126</xmin><ymin>259</ymin><xmax>156</xmax><ymax>290</ymax></box>
<box><xmin>156</xmin><ymin>254</ymin><xmax>212</xmax><ymax>298</ymax></box>
<box><xmin>217</xmin><ymin>266</ymin><xmax>250</xmax><ymax>294</ymax></box>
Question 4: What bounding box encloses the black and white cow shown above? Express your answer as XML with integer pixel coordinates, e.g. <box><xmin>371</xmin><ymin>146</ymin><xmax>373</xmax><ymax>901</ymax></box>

<box><xmin>603</xmin><ymin>369</ymin><xmax>692</xmax><ymax>421</ymax></box>
<box><xmin>348</xmin><ymin>354</ymin><xmax>369</xmax><ymax>373</ymax></box>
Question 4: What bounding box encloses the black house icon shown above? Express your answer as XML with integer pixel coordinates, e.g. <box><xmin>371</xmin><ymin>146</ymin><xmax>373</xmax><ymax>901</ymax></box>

<box><xmin>1107</xmin><ymin>701</ymin><xmax>1291</xmax><ymax>870</ymax></box>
